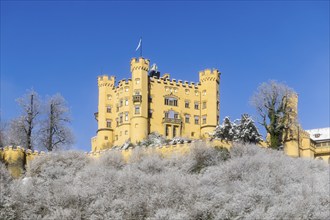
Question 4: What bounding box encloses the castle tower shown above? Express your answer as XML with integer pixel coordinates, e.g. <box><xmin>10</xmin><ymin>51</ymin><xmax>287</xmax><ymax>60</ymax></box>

<box><xmin>95</xmin><ymin>75</ymin><xmax>115</xmax><ymax>151</ymax></box>
<box><xmin>283</xmin><ymin>93</ymin><xmax>300</xmax><ymax>157</ymax></box>
<box><xmin>130</xmin><ymin>57</ymin><xmax>150</xmax><ymax>143</ymax></box>
<box><xmin>199</xmin><ymin>69</ymin><xmax>221</xmax><ymax>138</ymax></box>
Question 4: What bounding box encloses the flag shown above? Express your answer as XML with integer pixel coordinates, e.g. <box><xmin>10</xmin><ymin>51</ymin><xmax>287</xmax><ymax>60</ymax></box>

<box><xmin>136</xmin><ymin>38</ymin><xmax>142</xmax><ymax>51</ymax></box>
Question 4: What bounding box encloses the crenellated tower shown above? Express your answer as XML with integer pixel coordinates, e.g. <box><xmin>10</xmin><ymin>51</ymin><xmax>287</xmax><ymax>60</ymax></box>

<box><xmin>130</xmin><ymin>57</ymin><xmax>150</xmax><ymax>143</ymax></box>
<box><xmin>199</xmin><ymin>69</ymin><xmax>221</xmax><ymax>138</ymax></box>
<box><xmin>95</xmin><ymin>75</ymin><xmax>116</xmax><ymax>150</ymax></box>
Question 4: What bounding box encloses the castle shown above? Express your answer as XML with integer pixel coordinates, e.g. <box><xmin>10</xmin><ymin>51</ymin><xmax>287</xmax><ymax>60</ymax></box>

<box><xmin>91</xmin><ymin>57</ymin><xmax>220</xmax><ymax>151</ymax></box>
<box><xmin>1</xmin><ymin>57</ymin><xmax>329</xmax><ymax>178</ymax></box>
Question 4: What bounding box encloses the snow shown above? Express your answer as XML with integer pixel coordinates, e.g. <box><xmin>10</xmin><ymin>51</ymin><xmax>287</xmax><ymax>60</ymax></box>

<box><xmin>306</xmin><ymin>127</ymin><xmax>330</xmax><ymax>141</ymax></box>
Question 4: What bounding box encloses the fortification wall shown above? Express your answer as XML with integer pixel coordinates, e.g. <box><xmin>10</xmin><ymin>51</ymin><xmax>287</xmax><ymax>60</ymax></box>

<box><xmin>0</xmin><ymin>146</ymin><xmax>44</xmax><ymax>178</ymax></box>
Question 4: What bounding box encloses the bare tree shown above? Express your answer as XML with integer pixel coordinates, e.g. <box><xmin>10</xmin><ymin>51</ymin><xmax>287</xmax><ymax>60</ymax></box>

<box><xmin>8</xmin><ymin>90</ymin><xmax>41</xmax><ymax>150</ymax></box>
<box><xmin>250</xmin><ymin>80</ymin><xmax>297</xmax><ymax>149</ymax></box>
<box><xmin>39</xmin><ymin>94</ymin><xmax>74</xmax><ymax>151</ymax></box>
<box><xmin>0</xmin><ymin>121</ymin><xmax>8</xmax><ymax>148</ymax></box>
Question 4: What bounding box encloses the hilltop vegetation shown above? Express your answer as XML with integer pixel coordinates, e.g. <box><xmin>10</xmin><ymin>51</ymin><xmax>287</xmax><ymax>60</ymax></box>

<box><xmin>1</xmin><ymin>144</ymin><xmax>329</xmax><ymax>220</ymax></box>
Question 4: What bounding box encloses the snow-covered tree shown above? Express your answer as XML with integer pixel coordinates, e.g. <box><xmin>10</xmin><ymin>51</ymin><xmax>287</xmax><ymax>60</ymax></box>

<box><xmin>234</xmin><ymin>114</ymin><xmax>263</xmax><ymax>144</ymax></box>
<box><xmin>39</xmin><ymin>94</ymin><xmax>74</xmax><ymax>151</ymax></box>
<box><xmin>250</xmin><ymin>80</ymin><xmax>297</xmax><ymax>149</ymax></box>
<box><xmin>212</xmin><ymin>117</ymin><xmax>236</xmax><ymax>141</ymax></box>
<box><xmin>8</xmin><ymin>90</ymin><xmax>41</xmax><ymax>149</ymax></box>
<box><xmin>2</xmin><ymin>144</ymin><xmax>329</xmax><ymax>219</ymax></box>
<box><xmin>138</xmin><ymin>132</ymin><xmax>167</xmax><ymax>146</ymax></box>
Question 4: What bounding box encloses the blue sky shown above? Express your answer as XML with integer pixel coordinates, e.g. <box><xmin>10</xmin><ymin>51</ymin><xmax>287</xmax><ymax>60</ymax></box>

<box><xmin>1</xmin><ymin>1</ymin><xmax>329</xmax><ymax>152</ymax></box>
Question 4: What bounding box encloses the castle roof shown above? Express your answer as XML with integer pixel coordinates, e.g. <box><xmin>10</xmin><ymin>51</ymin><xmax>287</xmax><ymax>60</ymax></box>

<box><xmin>306</xmin><ymin>127</ymin><xmax>330</xmax><ymax>142</ymax></box>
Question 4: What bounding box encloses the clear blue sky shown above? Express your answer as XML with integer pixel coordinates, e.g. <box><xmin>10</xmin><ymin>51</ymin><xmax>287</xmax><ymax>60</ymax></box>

<box><xmin>1</xmin><ymin>1</ymin><xmax>329</xmax><ymax>152</ymax></box>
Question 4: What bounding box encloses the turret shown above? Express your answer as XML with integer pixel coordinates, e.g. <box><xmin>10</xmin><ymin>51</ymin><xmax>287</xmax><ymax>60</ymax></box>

<box><xmin>95</xmin><ymin>75</ymin><xmax>116</xmax><ymax>150</ymax></box>
<box><xmin>199</xmin><ymin>69</ymin><xmax>221</xmax><ymax>138</ymax></box>
<box><xmin>130</xmin><ymin>57</ymin><xmax>150</xmax><ymax>143</ymax></box>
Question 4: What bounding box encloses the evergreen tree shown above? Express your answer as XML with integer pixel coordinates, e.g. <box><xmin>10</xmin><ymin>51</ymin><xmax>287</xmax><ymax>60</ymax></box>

<box><xmin>213</xmin><ymin>117</ymin><xmax>235</xmax><ymax>141</ymax></box>
<box><xmin>234</xmin><ymin>114</ymin><xmax>263</xmax><ymax>144</ymax></box>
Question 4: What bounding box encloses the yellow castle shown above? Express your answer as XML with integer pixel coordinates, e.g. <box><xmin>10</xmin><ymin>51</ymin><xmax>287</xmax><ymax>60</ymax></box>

<box><xmin>91</xmin><ymin>57</ymin><xmax>220</xmax><ymax>151</ymax></box>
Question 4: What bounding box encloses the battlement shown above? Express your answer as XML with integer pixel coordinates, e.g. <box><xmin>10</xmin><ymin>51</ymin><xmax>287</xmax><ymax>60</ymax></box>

<box><xmin>98</xmin><ymin>75</ymin><xmax>116</xmax><ymax>87</ymax></box>
<box><xmin>149</xmin><ymin>76</ymin><xmax>199</xmax><ymax>89</ymax></box>
<box><xmin>199</xmin><ymin>69</ymin><xmax>220</xmax><ymax>83</ymax></box>
<box><xmin>130</xmin><ymin>57</ymin><xmax>150</xmax><ymax>72</ymax></box>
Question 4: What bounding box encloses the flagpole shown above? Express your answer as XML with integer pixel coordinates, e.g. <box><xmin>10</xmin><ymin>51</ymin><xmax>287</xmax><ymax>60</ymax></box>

<box><xmin>140</xmin><ymin>37</ymin><xmax>142</xmax><ymax>57</ymax></box>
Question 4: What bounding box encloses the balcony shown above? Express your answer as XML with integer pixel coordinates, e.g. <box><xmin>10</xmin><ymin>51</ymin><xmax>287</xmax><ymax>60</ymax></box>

<box><xmin>133</xmin><ymin>95</ymin><xmax>142</xmax><ymax>103</ymax></box>
<box><xmin>162</xmin><ymin>118</ymin><xmax>182</xmax><ymax>124</ymax></box>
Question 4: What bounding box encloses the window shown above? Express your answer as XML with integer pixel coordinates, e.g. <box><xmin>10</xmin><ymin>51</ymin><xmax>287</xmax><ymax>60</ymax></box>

<box><xmin>185</xmin><ymin>89</ymin><xmax>190</xmax><ymax>94</ymax></box>
<box><xmin>194</xmin><ymin>102</ymin><xmax>199</xmax><ymax>110</ymax></box>
<box><xmin>116</xmin><ymin>118</ymin><xmax>119</xmax><ymax>126</ymax></box>
<box><xmin>107</xmin><ymin>95</ymin><xmax>112</xmax><ymax>100</ymax></box>
<box><xmin>106</xmin><ymin>119</ymin><xmax>111</xmax><ymax>128</ymax></box>
<box><xmin>202</xmin><ymin>115</ymin><xmax>207</xmax><ymax>124</ymax></box>
<box><xmin>115</xmin><ymin>135</ymin><xmax>118</xmax><ymax>141</ymax></box>
<box><xmin>116</xmin><ymin>105</ymin><xmax>119</xmax><ymax>112</ymax></box>
<box><xmin>202</xmin><ymin>101</ymin><xmax>207</xmax><ymax>109</ymax></box>
<box><xmin>125</xmin><ymin>99</ymin><xmax>129</xmax><ymax>106</ymax></box>
<box><xmin>191</xmin><ymin>132</ymin><xmax>195</xmax><ymax>137</ymax></box>
<box><xmin>185</xmin><ymin>101</ymin><xmax>190</xmax><ymax>108</ymax></box>
<box><xmin>105</xmin><ymin>136</ymin><xmax>108</xmax><ymax>140</ymax></box>
<box><xmin>202</xmin><ymin>90</ymin><xmax>206</xmax><ymax>96</ymax></box>
<box><xmin>165</xmin><ymin>87</ymin><xmax>169</xmax><ymax>91</ymax></box>
<box><xmin>149</xmin><ymin>96</ymin><xmax>153</xmax><ymax>103</ymax></box>
<box><xmin>185</xmin><ymin>114</ymin><xmax>190</xmax><ymax>123</ymax></box>
<box><xmin>164</xmin><ymin>97</ymin><xmax>178</xmax><ymax>106</ymax></box>
<box><xmin>135</xmin><ymin>78</ymin><xmax>140</xmax><ymax>84</ymax></box>
<box><xmin>125</xmin><ymin>112</ymin><xmax>129</xmax><ymax>121</ymax></box>
<box><xmin>125</xmin><ymin>87</ymin><xmax>129</xmax><ymax>92</ymax></box>
<box><xmin>194</xmin><ymin>116</ymin><xmax>199</xmax><ymax>125</ymax></box>
<box><xmin>135</xmin><ymin>106</ymin><xmax>140</xmax><ymax>114</ymax></box>
<box><xmin>165</xmin><ymin>110</ymin><xmax>176</xmax><ymax>119</ymax></box>
<box><xmin>149</xmin><ymin>110</ymin><xmax>153</xmax><ymax>118</ymax></box>
<box><xmin>195</xmin><ymin>91</ymin><xmax>199</xmax><ymax>96</ymax></box>
<box><xmin>120</xmin><ymin>99</ymin><xmax>123</xmax><ymax>107</ymax></box>
<box><xmin>106</xmin><ymin>106</ymin><xmax>112</xmax><ymax>113</ymax></box>
<box><xmin>119</xmin><ymin>113</ymin><xmax>123</xmax><ymax>123</ymax></box>
<box><xmin>174</xmin><ymin>88</ymin><xmax>178</xmax><ymax>93</ymax></box>
<box><xmin>125</xmin><ymin>130</ymin><xmax>128</xmax><ymax>135</ymax></box>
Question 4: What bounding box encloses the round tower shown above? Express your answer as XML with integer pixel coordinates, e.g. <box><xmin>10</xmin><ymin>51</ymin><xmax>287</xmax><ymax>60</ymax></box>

<box><xmin>130</xmin><ymin>57</ymin><xmax>150</xmax><ymax>143</ymax></box>
<box><xmin>199</xmin><ymin>69</ymin><xmax>221</xmax><ymax>138</ymax></box>
<box><xmin>96</xmin><ymin>75</ymin><xmax>115</xmax><ymax>150</ymax></box>
<box><xmin>283</xmin><ymin>93</ymin><xmax>300</xmax><ymax>157</ymax></box>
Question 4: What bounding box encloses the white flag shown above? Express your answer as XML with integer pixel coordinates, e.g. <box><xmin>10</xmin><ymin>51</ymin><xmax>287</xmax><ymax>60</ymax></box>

<box><xmin>135</xmin><ymin>38</ymin><xmax>142</xmax><ymax>51</ymax></box>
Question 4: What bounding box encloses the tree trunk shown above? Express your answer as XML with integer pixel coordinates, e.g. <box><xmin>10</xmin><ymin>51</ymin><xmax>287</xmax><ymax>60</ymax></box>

<box><xmin>47</xmin><ymin>103</ymin><xmax>54</xmax><ymax>151</ymax></box>
<box><xmin>26</xmin><ymin>94</ymin><xmax>33</xmax><ymax>150</ymax></box>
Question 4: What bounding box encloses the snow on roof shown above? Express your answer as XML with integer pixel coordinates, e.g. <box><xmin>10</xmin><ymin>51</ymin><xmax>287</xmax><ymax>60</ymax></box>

<box><xmin>306</xmin><ymin>128</ymin><xmax>330</xmax><ymax>141</ymax></box>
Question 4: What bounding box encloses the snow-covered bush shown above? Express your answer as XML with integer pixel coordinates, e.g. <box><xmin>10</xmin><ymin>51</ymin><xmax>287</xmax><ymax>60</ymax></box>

<box><xmin>1</xmin><ymin>144</ymin><xmax>329</xmax><ymax>219</ymax></box>
<box><xmin>0</xmin><ymin>163</ymin><xmax>15</xmax><ymax>220</ymax></box>
<box><xmin>138</xmin><ymin>132</ymin><xmax>167</xmax><ymax>147</ymax></box>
